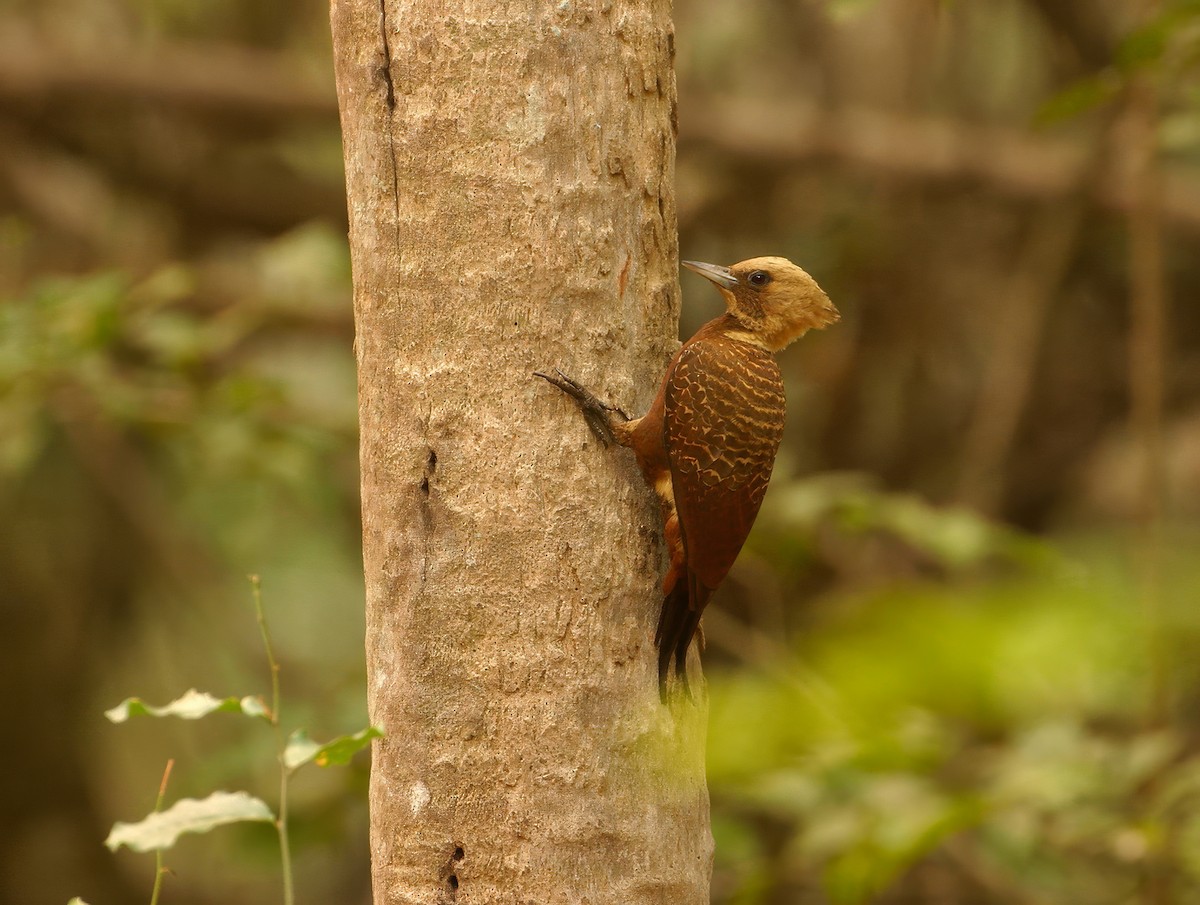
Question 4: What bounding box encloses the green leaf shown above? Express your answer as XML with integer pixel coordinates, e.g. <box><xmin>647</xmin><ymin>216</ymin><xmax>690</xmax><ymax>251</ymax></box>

<box><xmin>1034</xmin><ymin>73</ymin><xmax>1119</xmax><ymax>127</ymax></box>
<box><xmin>283</xmin><ymin>729</ymin><xmax>321</xmax><ymax>769</ymax></box>
<box><xmin>284</xmin><ymin>726</ymin><xmax>382</xmax><ymax>770</ymax></box>
<box><xmin>1118</xmin><ymin>19</ymin><xmax>1170</xmax><ymax>70</ymax></box>
<box><xmin>105</xmin><ymin>689</ymin><xmax>268</xmax><ymax>723</ymax></box>
<box><xmin>1115</xmin><ymin>4</ymin><xmax>1200</xmax><ymax>73</ymax></box>
<box><xmin>105</xmin><ymin>791</ymin><xmax>274</xmax><ymax>853</ymax></box>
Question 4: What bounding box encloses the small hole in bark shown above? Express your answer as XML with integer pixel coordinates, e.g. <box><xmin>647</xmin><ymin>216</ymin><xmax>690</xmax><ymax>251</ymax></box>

<box><xmin>419</xmin><ymin>476</ymin><xmax>430</xmax><ymax>495</ymax></box>
<box><xmin>448</xmin><ymin>874</ymin><xmax>459</xmax><ymax>891</ymax></box>
<box><xmin>452</xmin><ymin>846</ymin><xmax>464</xmax><ymax>861</ymax></box>
<box><xmin>427</xmin><ymin>449</ymin><xmax>438</xmax><ymax>469</ymax></box>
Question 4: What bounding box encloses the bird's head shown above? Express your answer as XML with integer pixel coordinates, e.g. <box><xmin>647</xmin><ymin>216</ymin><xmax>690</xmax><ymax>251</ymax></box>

<box><xmin>682</xmin><ymin>256</ymin><xmax>839</xmax><ymax>351</ymax></box>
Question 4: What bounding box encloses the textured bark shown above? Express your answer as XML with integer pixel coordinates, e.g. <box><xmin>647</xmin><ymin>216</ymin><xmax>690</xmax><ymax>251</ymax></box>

<box><xmin>329</xmin><ymin>1</ymin><xmax>711</xmax><ymax>903</ymax></box>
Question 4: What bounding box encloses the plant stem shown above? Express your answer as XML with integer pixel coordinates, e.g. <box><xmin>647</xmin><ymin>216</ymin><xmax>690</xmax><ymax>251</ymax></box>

<box><xmin>278</xmin><ymin>758</ymin><xmax>294</xmax><ymax>905</ymax></box>
<box><xmin>251</xmin><ymin>574</ymin><xmax>282</xmax><ymax>724</ymax></box>
<box><xmin>149</xmin><ymin>759</ymin><xmax>174</xmax><ymax>905</ymax></box>
<box><xmin>250</xmin><ymin>574</ymin><xmax>295</xmax><ymax>905</ymax></box>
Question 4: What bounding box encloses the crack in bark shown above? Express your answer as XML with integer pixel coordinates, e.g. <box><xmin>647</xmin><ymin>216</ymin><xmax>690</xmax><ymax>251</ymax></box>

<box><xmin>418</xmin><ymin>398</ymin><xmax>435</xmax><ymax>588</ymax></box>
<box><xmin>376</xmin><ymin>0</ymin><xmax>396</xmax><ymax>111</ymax></box>
<box><xmin>440</xmin><ymin>843</ymin><xmax>465</xmax><ymax>902</ymax></box>
<box><xmin>376</xmin><ymin>0</ymin><xmax>401</xmax><ymax>245</ymax></box>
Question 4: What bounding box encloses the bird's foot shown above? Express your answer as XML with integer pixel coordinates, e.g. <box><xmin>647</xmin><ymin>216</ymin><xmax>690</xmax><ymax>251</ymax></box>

<box><xmin>534</xmin><ymin>368</ymin><xmax>629</xmax><ymax>447</ymax></box>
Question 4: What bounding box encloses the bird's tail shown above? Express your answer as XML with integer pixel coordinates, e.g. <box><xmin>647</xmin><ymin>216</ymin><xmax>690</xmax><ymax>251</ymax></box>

<box><xmin>654</xmin><ymin>572</ymin><xmax>711</xmax><ymax>700</ymax></box>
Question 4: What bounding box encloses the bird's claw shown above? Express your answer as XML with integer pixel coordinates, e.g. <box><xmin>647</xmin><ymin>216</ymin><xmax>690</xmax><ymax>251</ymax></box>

<box><xmin>534</xmin><ymin>368</ymin><xmax>628</xmax><ymax>446</ymax></box>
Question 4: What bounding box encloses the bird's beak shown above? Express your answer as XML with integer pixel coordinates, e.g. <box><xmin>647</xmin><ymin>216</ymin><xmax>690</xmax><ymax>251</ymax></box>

<box><xmin>682</xmin><ymin>260</ymin><xmax>738</xmax><ymax>290</ymax></box>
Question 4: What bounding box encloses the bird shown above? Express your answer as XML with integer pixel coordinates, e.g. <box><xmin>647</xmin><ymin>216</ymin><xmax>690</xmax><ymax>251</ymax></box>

<box><xmin>536</xmin><ymin>256</ymin><xmax>839</xmax><ymax>696</ymax></box>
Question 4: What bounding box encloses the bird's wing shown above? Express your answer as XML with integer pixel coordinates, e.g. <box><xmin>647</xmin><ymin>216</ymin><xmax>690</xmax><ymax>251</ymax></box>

<box><xmin>664</xmin><ymin>337</ymin><xmax>786</xmax><ymax>594</ymax></box>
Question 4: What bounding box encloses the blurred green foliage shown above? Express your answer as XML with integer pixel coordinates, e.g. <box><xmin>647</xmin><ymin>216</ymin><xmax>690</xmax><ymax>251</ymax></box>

<box><xmin>0</xmin><ymin>226</ymin><xmax>369</xmax><ymax>904</ymax></box>
<box><xmin>0</xmin><ymin>224</ymin><xmax>354</xmax><ymax>486</ymax></box>
<box><xmin>708</xmin><ymin>515</ymin><xmax>1200</xmax><ymax>904</ymax></box>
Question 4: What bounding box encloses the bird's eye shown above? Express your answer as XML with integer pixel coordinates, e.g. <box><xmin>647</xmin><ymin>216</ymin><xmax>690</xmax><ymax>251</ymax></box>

<box><xmin>747</xmin><ymin>270</ymin><xmax>772</xmax><ymax>288</ymax></box>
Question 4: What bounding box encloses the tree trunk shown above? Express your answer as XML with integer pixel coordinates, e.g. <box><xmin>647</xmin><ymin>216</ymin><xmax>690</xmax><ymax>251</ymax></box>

<box><xmin>329</xmin><ymin>1</ymin><xmax>711</xmax><ymax>903</ymax></box>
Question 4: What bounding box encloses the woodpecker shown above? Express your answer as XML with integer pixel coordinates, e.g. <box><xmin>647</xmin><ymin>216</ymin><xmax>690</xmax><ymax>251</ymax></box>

<box><xmin>536</xmin><ymin>257</ymin><xmax>838</xmax><ymax>695</ymax></box>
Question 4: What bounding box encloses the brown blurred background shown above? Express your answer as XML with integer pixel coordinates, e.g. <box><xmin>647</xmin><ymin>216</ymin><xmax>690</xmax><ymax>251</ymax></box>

<box><xmin>3</xmin><ymin>0</ymin><xmax>1199</xmax><ymax>902</ymax></box>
